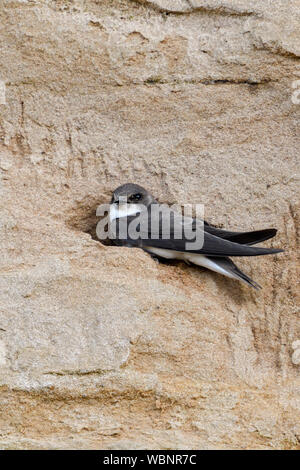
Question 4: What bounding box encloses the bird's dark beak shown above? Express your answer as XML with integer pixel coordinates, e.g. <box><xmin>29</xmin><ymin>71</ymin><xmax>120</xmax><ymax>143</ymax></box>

<box><xmin>110</xmin><ymin>196</ymin><xmax>119</xmax><ymax>205</ymax></box>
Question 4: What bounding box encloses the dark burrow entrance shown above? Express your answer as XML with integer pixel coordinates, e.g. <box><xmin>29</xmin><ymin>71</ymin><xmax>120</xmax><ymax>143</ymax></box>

<box><xmin>66</xmin><ymin>199</ymin><xmax>113</xmax><ymax>246</ymax></box>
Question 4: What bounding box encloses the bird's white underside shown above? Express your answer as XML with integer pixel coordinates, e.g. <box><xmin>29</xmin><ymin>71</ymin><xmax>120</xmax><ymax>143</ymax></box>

<box><xmin>109</xmin><ymin>204</ymin><xmax>237</xmax><ymax>281</ymax></box>
<box><xmin>144</xmin><ymin>247</ymin><xmax>237</xmax><ymax>280</ymax></box>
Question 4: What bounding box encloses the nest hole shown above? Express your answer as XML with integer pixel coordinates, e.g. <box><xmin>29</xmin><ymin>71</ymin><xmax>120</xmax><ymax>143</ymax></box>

<box><xmin>66</xmin><ymin>199</ymin><xmax>114</xmax><ymax>246</ymax></box>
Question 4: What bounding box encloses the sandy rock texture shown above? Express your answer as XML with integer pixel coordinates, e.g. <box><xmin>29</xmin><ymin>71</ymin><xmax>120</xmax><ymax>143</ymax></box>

<box><xmin>0</xmin><ymin>0</ymin><xmax>299</xmax><ymax>449</ymax></box>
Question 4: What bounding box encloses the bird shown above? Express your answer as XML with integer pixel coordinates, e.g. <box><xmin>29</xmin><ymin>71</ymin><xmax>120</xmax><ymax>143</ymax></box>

<box><xmin>108</xmin><ymin>183</ymin><xmax>283</xmax><ymax>289</ymax></box>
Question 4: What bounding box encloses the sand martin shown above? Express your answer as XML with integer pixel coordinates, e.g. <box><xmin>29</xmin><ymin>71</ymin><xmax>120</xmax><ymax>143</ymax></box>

<box><xmin>108</xmin><ymin>183</ymin><xmax>283</xmax><ymax>289</ymax></box>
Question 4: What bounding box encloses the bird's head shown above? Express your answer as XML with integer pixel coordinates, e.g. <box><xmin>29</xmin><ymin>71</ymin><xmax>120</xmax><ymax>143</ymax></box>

<box><xmin>111</xmin><ymin>183</ymin><xmax>156</xmax><ymax>208</ymax></box>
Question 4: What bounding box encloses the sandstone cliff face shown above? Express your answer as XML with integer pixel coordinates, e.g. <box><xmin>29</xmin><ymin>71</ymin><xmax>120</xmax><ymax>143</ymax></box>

<box><xmin>0</xmin><ymin>0</ymin><xmax>299</xmax><ymax>449</ymax></box>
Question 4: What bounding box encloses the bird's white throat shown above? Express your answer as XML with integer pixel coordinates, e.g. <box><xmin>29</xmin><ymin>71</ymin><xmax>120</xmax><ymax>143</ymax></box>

<box><xmin>109</xmin><ymin>203</ymin><xmax>144</xmax><ymax>221</ymax></box>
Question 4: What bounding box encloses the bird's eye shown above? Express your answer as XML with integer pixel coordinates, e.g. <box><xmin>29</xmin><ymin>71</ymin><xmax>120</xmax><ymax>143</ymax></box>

<box><xmin>129</xmin><ymin>193</ymin><xmax>142</xmax><ymax>202</ymax></box>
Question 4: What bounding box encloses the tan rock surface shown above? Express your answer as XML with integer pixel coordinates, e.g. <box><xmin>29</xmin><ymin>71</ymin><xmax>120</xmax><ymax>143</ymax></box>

<box><xmin>0</xmin><ymin>0</ymin><xmax>299</xmax><ymax>449</ymax></box>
